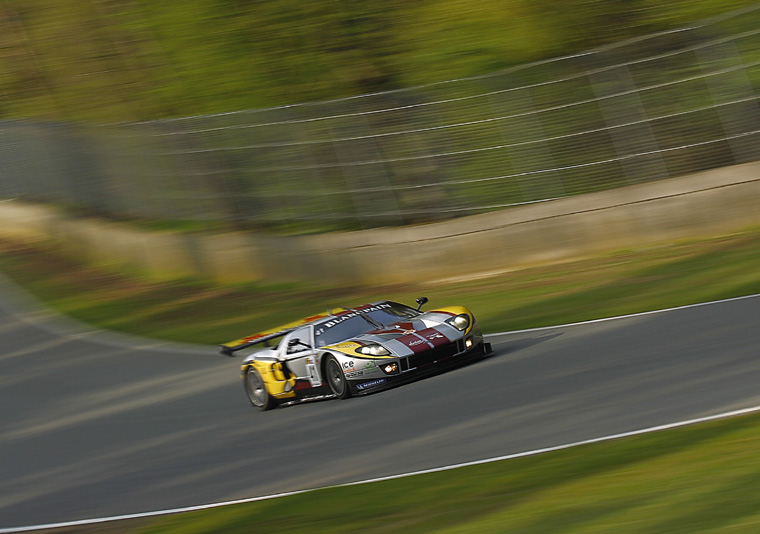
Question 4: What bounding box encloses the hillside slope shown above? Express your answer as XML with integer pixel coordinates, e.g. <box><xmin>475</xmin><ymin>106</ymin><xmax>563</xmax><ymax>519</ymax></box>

<box><xmin>0</xmin><ymin>0</ymin><xmax>755</xmax><ymax>121</ymax></box>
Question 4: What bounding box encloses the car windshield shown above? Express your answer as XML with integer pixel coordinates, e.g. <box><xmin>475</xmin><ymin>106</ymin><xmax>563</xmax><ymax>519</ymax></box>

<box><xmin>361</xmin><ymin>302</ymin><xmax>419</xmax><ymax>324</ymax></box>
<box><xmin>314</xmin><ymin>315</ymin><xmax>376</xmax><ymax>347</ymax></box>
<box><xmin>313</xmin><ymin>302</ymin><xmax>420</xmax><ymax>347</ymax></box>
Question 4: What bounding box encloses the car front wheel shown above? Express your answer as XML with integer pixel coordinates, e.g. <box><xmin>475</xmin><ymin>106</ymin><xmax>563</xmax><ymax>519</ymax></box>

<box><xmin>325</xmin><ymin>356</ymin><xmax>352</xmax><ymax>399</ymax></box>
<box><xmin>244</xmin><ymin>366</ymin><xmax>278</xmax><ymax>410</ymax></box>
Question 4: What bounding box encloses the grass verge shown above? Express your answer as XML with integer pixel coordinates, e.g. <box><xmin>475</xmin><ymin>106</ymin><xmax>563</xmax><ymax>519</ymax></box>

<box><xmin>2</xmin><ymin>228</ymin><xmax>760</xmax><ymax>345</ymax></box>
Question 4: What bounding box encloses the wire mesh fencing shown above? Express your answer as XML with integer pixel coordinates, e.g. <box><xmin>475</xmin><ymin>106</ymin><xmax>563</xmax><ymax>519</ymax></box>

<box><xmin>2</xmin><ymin>5</ymin><xmax>760</xmax><ymax>233</ymax></box>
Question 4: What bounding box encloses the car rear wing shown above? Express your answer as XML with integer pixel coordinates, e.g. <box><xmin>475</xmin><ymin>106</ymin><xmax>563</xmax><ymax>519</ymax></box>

<box><xmin>219</xmin><ymin>308</ymin><xmax>350</xmax><ymax>357</ymax></box>
<box><xmin>219</xmin><ymin>328</ymin><xmax>294</xmax><ymax>356</ymax></box>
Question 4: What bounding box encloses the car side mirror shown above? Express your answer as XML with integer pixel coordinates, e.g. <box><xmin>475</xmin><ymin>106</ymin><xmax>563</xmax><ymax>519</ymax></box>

<box><xmin>415</xmin><ymin>297</ymin><xmax>429</xmax><ymax>310</ymax></box>
<box><xmin>287</xmin><ymin>337</ymin><xmax>308</xmax><ymax>353</ymax></box>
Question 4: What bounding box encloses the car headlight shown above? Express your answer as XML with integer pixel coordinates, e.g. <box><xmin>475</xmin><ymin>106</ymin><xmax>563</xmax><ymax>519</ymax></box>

<box><xmin>446</xmin><ymin>313</ymin><xmax>471</xmax><ymax>331</ymax></box>
<box><xmin>356</xmin><ymin>344</ymin><xmax>390</xmax><ymax>356</ymax></box>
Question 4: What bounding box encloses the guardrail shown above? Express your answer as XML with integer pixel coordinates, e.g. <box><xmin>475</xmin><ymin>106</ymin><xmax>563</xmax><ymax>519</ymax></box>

<box><xmin>2</xmin><ymin>162</ymin><xmax>759</xmax><ymax>285</ymax></box>
<box><xmin>1</xmin><ymin>5</ymin><xmax>760</xmax><ymax>233</ymax></box>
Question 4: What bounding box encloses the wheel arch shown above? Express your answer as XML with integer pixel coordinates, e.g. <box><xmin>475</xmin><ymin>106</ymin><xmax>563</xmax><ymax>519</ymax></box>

<box><xmin>321</xmin><ymin>351</ymin><xmax>353</xmax><ymax>399</ymax></box>
<box><xmin>318</xmin><ymin>350</ymin><xmax>337</xmax><ymax>379</ymax></box>
<box><xmin>243</xmin><ymin>363</ymin><xmax>278</xmax><ymax>410</ymax></box>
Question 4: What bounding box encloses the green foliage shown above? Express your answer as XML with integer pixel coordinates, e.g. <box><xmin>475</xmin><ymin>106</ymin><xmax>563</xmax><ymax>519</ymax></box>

<box><xmin>0</xmin><ymin>0</ymin><xmax>757</xmax><ymax>121</ymax></box>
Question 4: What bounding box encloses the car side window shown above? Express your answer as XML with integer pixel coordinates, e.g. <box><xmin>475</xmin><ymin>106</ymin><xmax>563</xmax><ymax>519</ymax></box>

<box><xmin>285</xmin><ymin>327</ymin><xmax>313</xmax><ymax>354</ymax></box>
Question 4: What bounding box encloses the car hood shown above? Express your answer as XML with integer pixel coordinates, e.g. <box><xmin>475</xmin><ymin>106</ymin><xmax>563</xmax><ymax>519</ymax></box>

<box><xmin>350</xmin><ymin>321</ymin><xmax>462</xmax><ymax>356</ymax></box>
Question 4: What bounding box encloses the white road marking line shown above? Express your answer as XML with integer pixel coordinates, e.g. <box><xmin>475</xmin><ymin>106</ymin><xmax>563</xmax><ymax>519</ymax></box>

<box><xmin>3</xmin><ymin>404</ymin><xmax>760</xmax><ymax>533</ymax></box>
<box><xmin>484</xmin><ymin>292</ymin><xmax>760</xmax><ymax>337</ymax></box>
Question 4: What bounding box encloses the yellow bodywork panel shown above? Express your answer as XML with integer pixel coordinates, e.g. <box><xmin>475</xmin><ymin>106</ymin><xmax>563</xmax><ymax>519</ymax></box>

<box><xmin>432</xmin><ymin>306</ymin><xmax>475</xmax><ymax>334</ymax></box>
<box><xmin>326</xmin><ymin>341</ymin><xmax>362</xmax><ymax>355</ymax></box>
<box><xmin>326</xmin><ymin>341</ymin><xmax>395</xmax><ymax>359</ymax></box>
<box><xmin>242</xmin><ymin>360</ymin><xmax>296</xmax><ymax>399</ymax></box>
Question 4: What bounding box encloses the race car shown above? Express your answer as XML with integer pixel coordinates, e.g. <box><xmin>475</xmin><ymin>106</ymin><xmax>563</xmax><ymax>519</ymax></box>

<box><xmin>220</xmin><ymin>298</ymin><xmax>492</xmax><ymax>410</ymax></box>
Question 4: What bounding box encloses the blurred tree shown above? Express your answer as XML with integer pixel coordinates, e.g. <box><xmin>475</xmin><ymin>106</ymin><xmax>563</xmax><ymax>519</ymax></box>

<box><xmin>0</xmin><ymin>0</ymin><xmax>756</xmax><ymax>121</ymax></box>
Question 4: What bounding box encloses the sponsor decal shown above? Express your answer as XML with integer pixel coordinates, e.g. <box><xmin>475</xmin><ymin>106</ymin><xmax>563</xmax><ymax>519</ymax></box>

<box><xmin>306</xmin><ymin>363</ymin><xmax>320</xmax><ymax>386</ymax></box>
<box><xmin>397</xmin><ymin>328</ymin><xmax>452</xmax><ymax>354</ymax></box>
<box><xmin>356</xmin><ymin>378</ymin><xmax>387</xmax><ymax>391</ymax></box>
<box><xmin>342</xmin><ymin>360</ymin><xmax>355</xmax><ymax>369</ymax></box>
<box><xmin>397</xmin><ymin>333</ymin><xmax>430</xmax><ymax>353</ymax></box>
<box><xmin>321</xmin><ymin>304</ymin><xmax>392</xmax><ymax>329</ymax></box>
<box><xmin>345</xmin><ymin>370</ymin><xmax>364</xmax><ymax>378</ymax></box>
<box><xmin>418</xmin><ymin>328</ymin><xmax>450</xmax><ymax>348</ymax></box>
<box><xmin>303</xmin><ymin>313</ymin><xmax>329</xmax><ymax>323</ymax></box>
<box><xmin>240</xmin><ymin>334</ymin><xmax>264</xmax><ymax>343</ymax></box>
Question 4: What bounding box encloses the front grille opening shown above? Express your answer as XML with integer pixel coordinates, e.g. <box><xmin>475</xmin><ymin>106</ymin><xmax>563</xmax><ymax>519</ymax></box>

<box><xmin>407</xmin><ymin>344</ymin><xmax>458</xmax><ymax>369</ymax></box>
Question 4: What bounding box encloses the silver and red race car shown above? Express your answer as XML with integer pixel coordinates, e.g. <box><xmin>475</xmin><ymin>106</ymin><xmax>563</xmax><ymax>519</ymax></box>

<box><xmin>220</xmin><ymin>298</ymin><xmax>491</xmax><ymax>410</ymax></box>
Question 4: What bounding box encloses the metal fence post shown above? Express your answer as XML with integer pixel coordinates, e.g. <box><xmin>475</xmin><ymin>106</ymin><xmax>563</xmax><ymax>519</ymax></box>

<box><xmin>694</xmin><ymin>34</ymin><xmax>760</xmax><ymax>164</ymax></box>
<box><xmin>488</xmin><ymin>84</ymin><xmax>565</xmax><ymax>203</ymax></box>
<box><xmin>587</xmin><ymin>51</ymin><xmax>670</xmax><ymax>185</ymax></box>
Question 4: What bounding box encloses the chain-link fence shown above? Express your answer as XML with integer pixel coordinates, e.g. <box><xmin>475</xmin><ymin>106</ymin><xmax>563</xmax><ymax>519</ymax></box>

<box><xmin>2</xmin><ymin>5</ymin><xmax>760</xmax><ymax>233</ymax></box>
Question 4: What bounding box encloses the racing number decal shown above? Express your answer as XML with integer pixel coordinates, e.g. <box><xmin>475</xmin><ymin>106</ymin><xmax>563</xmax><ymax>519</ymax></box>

<box><xmin>306</xmin><ymin>363</ymin><xmax>320</xmax><ymax>387</ymax></box>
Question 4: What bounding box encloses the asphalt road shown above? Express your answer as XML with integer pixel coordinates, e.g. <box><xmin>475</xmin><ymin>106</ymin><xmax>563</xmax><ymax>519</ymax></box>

<box><xmin>1</xmin><ymin>277</ymin><xmax>760</xmax><ymax>530</ymax></box>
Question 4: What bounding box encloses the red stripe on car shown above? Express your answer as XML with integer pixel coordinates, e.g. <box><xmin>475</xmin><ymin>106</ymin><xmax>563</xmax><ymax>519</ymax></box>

<box><xmin>416</xmin><ymin>328</ymin><xmax>450</xmax><ymax>348</ymax></box>
<box><xmin>395</xmin><ymin>334</ymin><xmax>430</xmax><ymax>353</ymax></box>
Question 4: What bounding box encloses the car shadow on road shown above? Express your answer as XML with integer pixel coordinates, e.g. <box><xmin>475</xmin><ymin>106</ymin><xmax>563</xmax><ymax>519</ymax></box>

<box><xmin>491</xmin><ymin>331</ymin><xmax>564</xmax><ymax>357</ymax></box>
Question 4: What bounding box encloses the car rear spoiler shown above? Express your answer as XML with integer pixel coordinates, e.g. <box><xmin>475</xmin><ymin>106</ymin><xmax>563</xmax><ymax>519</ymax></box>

<box><xmin>219</xmin><ymin>307</ymin><xmax>350</xmax><ymax>357</ymax></box>
<box><xmin>219</xmin><ymin>328</ymin><xmax>294</xmax><ymax>356</ymax></box>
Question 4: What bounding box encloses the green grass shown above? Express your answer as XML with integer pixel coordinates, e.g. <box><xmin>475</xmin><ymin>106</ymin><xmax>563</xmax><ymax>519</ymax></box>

<box><xmin>3</xmin><ymin>1</ymin><xmax>757</xmax><ymax>122</ymax></box>
<box><xmin>2</xmin><ymin>228</ymin><xmax>760</xmax><ymax>345</ymax></box>
<box><xmin>137</xmin><ymin>412</ymin><xmax>760</xmax><ymax>534</ymax></box>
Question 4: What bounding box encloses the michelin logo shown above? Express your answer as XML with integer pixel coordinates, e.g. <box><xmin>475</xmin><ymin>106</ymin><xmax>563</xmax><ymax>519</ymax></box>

<box><xmin>355</xmin><ymin>378</ymin><xmax>387</xmax><ymax>391</ymax></box>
